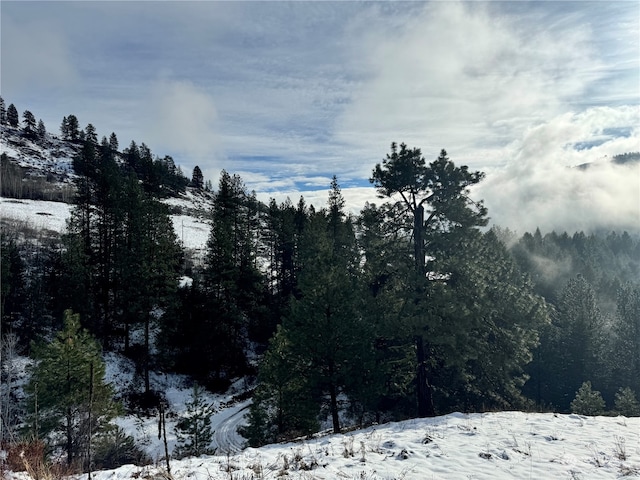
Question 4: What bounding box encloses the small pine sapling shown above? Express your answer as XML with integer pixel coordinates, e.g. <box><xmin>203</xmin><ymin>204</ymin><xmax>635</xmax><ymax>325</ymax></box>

<box><xmin>570</xmin><ymin>381</ymin><xmax>606</xmax><ymax>416</ymax></box>
<box><xmin>173</xmin><ymin>384</ymin><xmax>216</xmax><ymax>459</ymax></box>
<box><xmin>614</xmin><ymin>387</ymin><xmax>640</xmax><ymax>417</ymax></box>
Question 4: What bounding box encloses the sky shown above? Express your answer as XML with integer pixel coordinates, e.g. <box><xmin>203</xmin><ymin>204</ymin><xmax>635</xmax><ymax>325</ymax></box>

<box><xmin>1</xmin><ymin>1</ymin><xmax>639</xmax><ymax>233</ymax></box>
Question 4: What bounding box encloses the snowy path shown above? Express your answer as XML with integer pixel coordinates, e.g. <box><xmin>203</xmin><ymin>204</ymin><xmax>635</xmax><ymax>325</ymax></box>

<box><xmin>211</xmin><ymin>399</ymin><xmax>251</xmax><ymax>454</ymax></box>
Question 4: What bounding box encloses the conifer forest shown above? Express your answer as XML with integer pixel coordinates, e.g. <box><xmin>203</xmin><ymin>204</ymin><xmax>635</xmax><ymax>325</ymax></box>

<box><xmin>1</xmin><ymin>98</ymin><xmax>639</xmax><ymax>474</ymax></box>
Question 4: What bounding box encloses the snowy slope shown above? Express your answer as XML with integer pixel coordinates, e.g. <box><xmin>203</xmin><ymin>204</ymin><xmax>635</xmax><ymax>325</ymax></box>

<box><xmin>7</xmin><ymin>411</ymin><xmax>640</xmax><ymax>479</ymax></box>
<box><xmin>1</xmin><ymin>123</ymin><xmax>213</xmax><ymax>252</ymax></box>
<box><xmin>0</xmin><ymin>196</ymin><xmax>210</xmax><ymax>252</ymax></box>
<box><xmin>1</xmin><ymin>125</ymin><xmax>78</xmax><ymax>181</ymax></box>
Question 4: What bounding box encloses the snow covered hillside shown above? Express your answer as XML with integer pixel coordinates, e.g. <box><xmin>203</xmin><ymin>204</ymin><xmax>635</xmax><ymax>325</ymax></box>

<box><xmin>0</xmin><ymin>193</ymin><xmax>211</xmax><ymax>253</ymax></box>
<box><xmin>1</xmin><ymin>122</ymin><xmax>212</xmax><ymax>253</ymax></box>
<box><xmin>7</xmin><ymin>411</ymin><xmax>640</xmax><ymax>480</ymax></box>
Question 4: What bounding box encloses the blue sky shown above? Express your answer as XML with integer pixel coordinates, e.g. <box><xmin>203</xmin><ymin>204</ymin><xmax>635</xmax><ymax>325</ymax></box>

<box><xmin>2</xmin><ymin>1</ymin><xmax>639</xmax><ymax>233</ymax></box>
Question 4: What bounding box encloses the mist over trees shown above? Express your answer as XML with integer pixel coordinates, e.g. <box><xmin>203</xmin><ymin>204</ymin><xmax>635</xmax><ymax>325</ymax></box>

<box><xmin>1</xmin><ymin>100</ymin><xmax>639</xmax><ymax>470</ymax></box>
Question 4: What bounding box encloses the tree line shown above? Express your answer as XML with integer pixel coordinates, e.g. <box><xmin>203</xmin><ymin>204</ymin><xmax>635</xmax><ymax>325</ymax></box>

<box><xmin>0</xmin><ymin>96</ymin><xmax>201</xmax><ymax>202</ymax></box>
<box><xmin>1</xmin><ymin>132</ymin><xmax>639</xmax><ymax>471</ymax></box>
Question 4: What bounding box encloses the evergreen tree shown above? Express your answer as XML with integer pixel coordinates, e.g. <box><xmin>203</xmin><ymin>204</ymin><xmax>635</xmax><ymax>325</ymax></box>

<box><xmin>613</xmin><ymin>387</ymin><xmax>640</xmax><ymax>417</ymax></box>
<box><xmin>22</xmin><ymin>110</ymin><xmax>37</xmax><ymax>136</ymax></box>
<box><xmin>370</xmin><ymin>143</ymin><xmax>487</xmax><ymax>417</ymax></box>
<box><xmin>7</xmin><ymin>103</ymin><xmax>19</xmax><ymax>127</ymax></box>
<box><xmin>118</xmin><ymin>183</ymin><xmax>182</xmax><ymax>395</ymax></box>
<box><xmin>191</xmin><ymin>165</ymin><xmax>204</xmax><ymax>190</ymax></box>
<box><xmin>247</xmin><ymin>179</ymin><xmax>377</xmax><ymax>440</ymax></box>
<box><xmin>195</xmin><ymin>171</ymin><xmax>265</xmax><ymax>383</ymax></box>
<box><xmin>570</xmin><ymin>381</ymin><xmax>605</xmax><ymax>416</ymax></box>
<box><xmin>25</xmin><ymin>310</ymin><xmax>119</xmax><ymax>470</ymax></box>
<box><xmin>66</xmin><ymin>114</ymin><xmax>80</xmax><ymax>141</ymax></box>
<box><xmin>550</xmin><ymin>276</ymin><xmax>605</xmax><ymax>410</ymax></box>
<box><xmin>109</xmin><ymin>132</ymin><xmax>119</xmax><ymax>152</ymax></box>
<box><xmin>173</xmin><ymin>384</ymin><xmax>216</xmax><ymax>459</ymax></box>
<box><xmin>84</xmin><ymin>123</ymin><xmax>98</xmax><ymax>144</ymax></box>
<box><xmin>37</xmin><ymin>119</ymin><xmax>46</xmax><ymax>139</ymax></box>
<box><xmin>437</xmin><ymin>230</ymin><xmax>548</xmax><ymax>411</ymax></box>
<box><xmin>124</xmin><ymin>140</ymin><xmax>140</xmax><ymax>174</ymax></box>
<box><xmin>357</xmin><ymin>202</ymin><xmax>416</xmax><ymax>420</ymax></box>
<box><xmin>0</xmin><ymin>96</ymin><xmax>6</xmax><ymax>125</ymax></box>
<box><xmin>61</xmin><ymin>116</ymin><xmax>69</xmax><ymax>139</ymax></box>
<box><xmin>242</xmin><ymin>325</ymin><xmax>319</xmax><ymax>446</ymax></box>
<box><xmin>610</xmin><ymin>284</ymin><xmax>640</xmax><ymax>394</ymax></box>
<box><xmin>64</xmin><ymin>140</ymin><xmax>182</xmax><ymax>395</ymax></box>
<box><xmin>1</xmin><ymin>234</ymin><xmax>26</xmax><ymax>332</ymax></box>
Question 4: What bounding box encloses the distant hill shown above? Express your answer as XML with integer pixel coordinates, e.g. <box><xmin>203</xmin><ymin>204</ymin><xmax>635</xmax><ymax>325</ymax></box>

<box><xmin>612</xmin><ymin>151</ymin><xmax>640</xmax><ymax>165</ymax></box>
<box><xmin>575</xmin><ymin>151</ymin><xmax>640</xmax><ymax>170</ymax></box>
<box><xmin>1</xmin><ymin>120</ymin><xmax>194</xmax><ymax>203</ymax></box>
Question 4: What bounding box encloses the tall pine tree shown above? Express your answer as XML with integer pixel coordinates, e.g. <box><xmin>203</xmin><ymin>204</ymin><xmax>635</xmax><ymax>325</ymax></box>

<box><xmin>25</xmin><ymin>310</ymin><xmax>119</xmax><ymax>470</ymax></box>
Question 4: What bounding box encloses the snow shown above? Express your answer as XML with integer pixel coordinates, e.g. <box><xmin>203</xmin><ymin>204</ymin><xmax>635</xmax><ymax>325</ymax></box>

<box><xmin>6</xmin><ymin>410</ymin><xmax>639</xmax><ymax>479</ymax></box>
<box><xmin>0</xmin><ymin>198</ymin><xmax>72</xmax><ymax>233</ymax></box>
<box><xmin>0</xmin><ymin>197</ymin><xmax>210</xmax><ymax>252</ymax></box>
<box><xmin>1</xmin><ymin>126</ymin><xmax>78</xmax><ymax>179</ymax></box>
<box><xmin>6</xmin><ymin>348</ymin><xmax>640</xmax><ymax>480</ymax></box>
<box><xmin>171</xmin><ymin>214</ymin><xmax>210</xmax><ymax>252</ymax></box>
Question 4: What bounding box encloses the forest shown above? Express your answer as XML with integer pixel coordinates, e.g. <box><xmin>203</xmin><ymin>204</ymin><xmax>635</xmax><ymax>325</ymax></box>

<box><xmin>1</xmin><ymin>97</ymin><xmax>639</xmax><ymax>472</ymax></box>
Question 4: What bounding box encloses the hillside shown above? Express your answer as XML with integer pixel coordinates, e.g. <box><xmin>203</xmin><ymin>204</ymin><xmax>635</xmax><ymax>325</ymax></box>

<box><xmin>6</xmin><ymin>408</ymin><xmax>640</xmax><ymax>479</ymax></box>
<box><xmin>1</xmin><ymin>122</ymin><xmax>214</xmax><ymax>254</ymax></box>
<box><xmin>2</xmin><ymin>107</ymin><xmax>640</xmax><ymax>480</ymax></box>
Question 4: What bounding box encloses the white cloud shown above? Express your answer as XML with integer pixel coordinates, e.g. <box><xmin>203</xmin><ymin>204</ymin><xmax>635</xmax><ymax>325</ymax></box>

<box><xmin>475</xmin><ymin>106</ymin><xmax>640</xmax><ymax>233</ymax></box>
<box><xmin>141</xmin><ymin>80</ymin><xmax>221</xmax><ymax>169</ymax></box>
<box><xmin>333</xmin><ymin>1</ymin><xmax>604</xmax><ymax>172</ymax></box>
<box><xmin>1</xmin><ymin>14</ymin><xmax>77</xmax><ymax>93</ymax></box>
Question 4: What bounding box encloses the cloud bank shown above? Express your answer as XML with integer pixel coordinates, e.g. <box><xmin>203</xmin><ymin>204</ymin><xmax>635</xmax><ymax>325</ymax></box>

<box><xmin>474</xmin><ymin>106</ymin><xmax>640</xmax><ymax>234</ymax></box>
<box><xmin>1</xmin><ymin>1</ymin><xmax>637</xmax><ymax>234</ymax></box>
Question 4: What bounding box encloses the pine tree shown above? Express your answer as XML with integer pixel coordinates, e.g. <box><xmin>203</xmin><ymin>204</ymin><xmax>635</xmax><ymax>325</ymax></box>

<box><xmin>66</xmin><ymin>114</ymin><xmax>80</xmax><ymax>141</ymax></box>
<box><xmin>552</xmin><ymin>276</ymin><xmax>605</xmax><ymax>410</ymax></box>
<box><xmin>440</xmin><ymin>230</ymin><xmax>549</xmax><ymax>411</ymax></box>
<box><xmin>610</xmin><ymin>284</ymin><xmax>640</xmax><ymax>394</ymax></box>
<box><xmin>173</xmin><ymin>384</ymin><xmax>216</xmax><ymax>459</ymax></box>
<box><xmin>247</xmin><ymin>179</ymin><xmax>377</xmax><ymax>440</ymax></box>
<box><xmin>109</xmin><ymin>132</ymin><xmax>119</xmax><ymax>152</ymax></box>
<box><xmin>25</xmin><ymin>310</ymin><xmax>119</xmax><ymax>470</ymax></box>
<box><xmin>198</xmin><ymin>171</ymin><xmax>265</xmax><ymax>383</ymax></box>
<box><xmin>370</xmin><ymin>143</ymin><xmax>488</xmax><ymax>417</ymax></box>
<box><xmin>61</xmin><ymin>116</ymin><xmax>69</xmax><ymax>139</ymax></box>
<box><xmin>241</xmin><ymin>325</ymin><xmax>319</xmax><ymax>446</ymax></box>
<box><xmin>84</xmin><ymin>123</ymin><xmax>98</xmax><ymax>144</ymax></box>
<box><xmin>37</xmin><ymin>119</ymin><xmax>46</xmax><ymax>139</ymax></box>
<box><xmin>570</xmin><ymin>381</ymin><xmax>605</xmax><ymax>416</ymax></box>
<box><xmin>22</xmin><ymin>110</ymin><xmax>37</xmax><ymax>136</ymax></box>
<box><xmin>613</xmin><ymin>387</ymin><xmax>640</xmax><ymax>417</ymax></box>
<box><xmin>7</xmin><ymin>103</ymin><xmax>19</xmax><ymax>127</ymax></box>
<box><xmin>191</xmin><ymin>165</ymin><xmax>204</xmax><ymax>190</ymax></box>
<box><xmin>0</xmin><ymin>96</ymin><xmax>6</xmax><ymax>125</ymax></box>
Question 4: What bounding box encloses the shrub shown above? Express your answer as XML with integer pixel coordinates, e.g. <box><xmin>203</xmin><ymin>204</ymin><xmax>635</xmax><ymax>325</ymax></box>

<box><xmin>93</xmin><ymin>426</ymin><xmax>151</xmax><ymax>470</ymax></box>
<box><xmin>570</xmin><ymin>381</ymin><xmax>605</xmax><ymax>416</ymax></box>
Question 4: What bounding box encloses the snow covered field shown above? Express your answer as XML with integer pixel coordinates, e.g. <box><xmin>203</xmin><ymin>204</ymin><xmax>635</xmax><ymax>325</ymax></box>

<box><xmin>7</xmin><ymin>410</ymin><xmax>640</xmax><ymax>480</ymax></box>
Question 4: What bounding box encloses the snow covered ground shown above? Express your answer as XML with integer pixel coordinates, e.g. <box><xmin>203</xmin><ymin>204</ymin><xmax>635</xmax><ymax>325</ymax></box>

<box><xmin>0</xmin><ymin>196</ymin><xmax>210</xmax><ymax>252</ymax></box>
<box><xmin>6</xmin><ymin>347</ymin><xmax>640</xmax><ymax>479</ymax></box>
<box><xmin>7</xmin><ymin>410</ymin><xmax>640</xmax><ymax>479</ymax></box>
<box><xmin>0</xmin><ymin>198</ymin><xmax>71</xmax><ymax>234</ymax></box>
